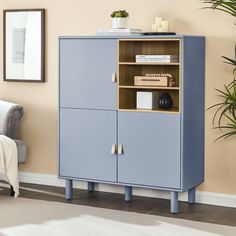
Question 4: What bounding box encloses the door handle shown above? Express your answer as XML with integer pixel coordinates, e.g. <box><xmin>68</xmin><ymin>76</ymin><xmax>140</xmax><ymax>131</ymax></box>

<box><xmin>118</xmin><ymin>144</ymin><xmax>123</xmax><ymax>155</ymax></box>
<box><xmin>111</xmin><ymin>144</ymin><xmax>117</xmax><ymax>155</ymax></box>
<box><xmin>111</xmin><ymin>73</ymin><xmax>117</xmax><ymax>83</ymax></box>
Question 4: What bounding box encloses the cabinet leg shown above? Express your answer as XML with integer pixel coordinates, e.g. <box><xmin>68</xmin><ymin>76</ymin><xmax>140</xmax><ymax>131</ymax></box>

<box><xmin>170</xmin><ymin>191</ymin><xmax>179</xmax><ymax>214</ymax></box>
<box><xmin>188</xmin><ymin>187</ymin><xmax>196</xmax><ymax>204</ymax></box>
<box><xmin>65</xmin><ymin>179</ymin><xmax>73</xmax><ymax>200</ymax></box>
<box><xmin>125</xmin><ymin>186</ymin><xmax>132</xmax><ymax>202</ymax></box>
<box><xmin>88</xmin><ymin>182</ymin><xmax>95</xmax><ymax>192</ymax></box>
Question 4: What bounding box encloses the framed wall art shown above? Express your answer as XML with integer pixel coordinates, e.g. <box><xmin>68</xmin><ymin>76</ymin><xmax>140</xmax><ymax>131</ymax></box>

<box><xmin>3</xmin><ymin>9</ymin><xmax>45</xmax><ymax>82</ymax></box>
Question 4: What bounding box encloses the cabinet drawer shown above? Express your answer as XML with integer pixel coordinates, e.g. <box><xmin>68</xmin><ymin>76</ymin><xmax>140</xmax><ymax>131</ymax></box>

<box><xmin>118</xmin><ymin>112</ymin><xmax>181</xmax><ymax>189</ymax></box>
<box><xmin>59</xmin><ymin>39</ymin><xmax>117</xmax><ymax>110</ymax></box>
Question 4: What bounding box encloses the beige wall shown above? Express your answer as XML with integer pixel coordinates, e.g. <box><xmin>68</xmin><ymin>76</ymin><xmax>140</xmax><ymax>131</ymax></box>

<box><xmin>0</xmin><ymin>0</ymin><xmax>236</xmax><ymax>195</ymax></box>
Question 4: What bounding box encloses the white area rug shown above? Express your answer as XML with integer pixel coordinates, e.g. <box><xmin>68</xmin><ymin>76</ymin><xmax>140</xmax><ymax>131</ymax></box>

<box><xmin>0</xmin><ymin>196</ymin><xmax>235</xmax><ymax>236</ymax></box>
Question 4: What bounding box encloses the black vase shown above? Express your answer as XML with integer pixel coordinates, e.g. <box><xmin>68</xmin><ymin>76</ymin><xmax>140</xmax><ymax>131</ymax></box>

<box><xmin>158</xmin><ymin>92</ymin><xmax>173</xmax><ymax>109</ymax></box>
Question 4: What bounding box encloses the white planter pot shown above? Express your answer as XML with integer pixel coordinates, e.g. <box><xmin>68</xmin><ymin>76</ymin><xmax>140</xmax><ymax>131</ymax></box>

<box><xmin>112</xmin><ymin>17</ymin><xmax>127</xmax><ymax>29</ymax></box>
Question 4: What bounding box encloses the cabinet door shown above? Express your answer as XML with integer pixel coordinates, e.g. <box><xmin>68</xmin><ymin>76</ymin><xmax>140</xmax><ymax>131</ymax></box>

<box><xmin>59</xmin><ymin>108</ymin><xmax>117</xmax><ymax>182</ymax></box>
<box><xmin>60</xmin><ymin>39</ymin><xmax>117</xmax><ymax>110</ymax></box>
<box><xmin>118</xmin><ymin>112</ymin><xmax>181</xmax><ymax>189</ymax></box>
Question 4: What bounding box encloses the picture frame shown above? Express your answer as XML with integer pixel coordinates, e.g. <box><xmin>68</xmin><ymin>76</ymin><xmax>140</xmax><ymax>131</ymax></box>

<box><xmin>3</xmin><ymin>9</ymin><xmax>45</xmax><ymax>82</ymax></box>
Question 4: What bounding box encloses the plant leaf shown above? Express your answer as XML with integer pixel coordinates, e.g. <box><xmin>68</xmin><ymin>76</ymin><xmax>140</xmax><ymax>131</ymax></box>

<box><xmin>225</xmin><ymin>114</ymin><xmax>236</xmax><ymax>124</ymax></box>
<box><xmin>214</xmin><ymin>131</ymin><xmax>236</xmax><ymax>142</ymax></box>
<box><xmin>222</xmin><ymin>56</ymin><xmax>236</xmax><ymax>65</ymax></box>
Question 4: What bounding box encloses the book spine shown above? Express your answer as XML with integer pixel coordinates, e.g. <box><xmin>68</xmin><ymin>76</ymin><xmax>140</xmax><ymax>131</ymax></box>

<box><xmin>136</xmin><ymin>58</ymin><xmax>171</xmax><ymax>62</ymax></box>
<box><xmin>136</xmin><ymin>55</ymin><xmax>178</xmax><ymax>60</ymax></box>
<box><xmin>136</xmin><ymin>55</ymin><xmax>172</xmax><ymax>59</ymax></box>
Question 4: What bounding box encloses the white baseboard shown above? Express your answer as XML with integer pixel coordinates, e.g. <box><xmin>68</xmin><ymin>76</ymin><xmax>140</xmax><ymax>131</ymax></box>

<box><xmin>19</xmin><ymin>172</ymin><xmax>236</xmax><ymax>209</ymax></box>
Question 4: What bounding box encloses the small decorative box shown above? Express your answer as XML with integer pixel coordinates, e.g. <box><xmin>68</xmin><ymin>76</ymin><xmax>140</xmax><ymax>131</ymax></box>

<box><xmin>134</xmin><ymin>76</ymin><xmax>168</xmax><ymax>86</ymax></box>
<box><xmin>136</xmin><ymin>91</ymin><xmax>160</xmax><ymax>109</ymax></box>
<box><xmin>134</xmin><ymin>74</ymin><xmax>173</xmax><ymax>87</ymax></box>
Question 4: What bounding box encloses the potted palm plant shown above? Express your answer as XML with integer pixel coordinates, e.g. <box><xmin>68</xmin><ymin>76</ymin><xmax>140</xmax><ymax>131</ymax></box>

<box><xmin>202</xmin><ymin>0</ymin><xmax>236</xmax><ymax>141</ymax></box>
<box><xmin>111</xmin><ymin>10</ymin><xmax>129</xmax><ymax>29</ymax></box>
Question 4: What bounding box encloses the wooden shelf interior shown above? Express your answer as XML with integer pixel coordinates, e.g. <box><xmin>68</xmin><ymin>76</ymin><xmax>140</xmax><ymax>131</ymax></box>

<box><xmin>119</xmin><ymin>64</ymin><xmax>179</xmax><ymax>86</ymax></box>
<box><xmin>119</xmin><ymin>40</ymin><xmax>180</xmax><ymax>63</ymax></box>
<box><xmin>118</xmin><ymin>39</ymin><xmax>181</xmax><ymax>113</ymax></box>
<box><xmin>119</xmin><ymin>88</ymin><xmax>179</xmax><ymax>112</ymax></box>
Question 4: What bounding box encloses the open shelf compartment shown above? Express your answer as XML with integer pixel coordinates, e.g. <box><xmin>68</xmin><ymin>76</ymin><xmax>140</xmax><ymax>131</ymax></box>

<box><xmin>118</xmin><ymin>39</ymin><xmax>181</xmax><ymax>113</ymax></box>
<box><xmin>119</xmin><ymin>39</ymin><xmax>180</xmax><ymax>63</ymax></box>
<box><xmin>119</xmin><ymin>88</ymin><xmax>180</xmax><ymax>113</ymax></box>
<box><xmin>119</xmin><ymin>64</ymin><xmax>180</xmax><ymax>87</ymax></box>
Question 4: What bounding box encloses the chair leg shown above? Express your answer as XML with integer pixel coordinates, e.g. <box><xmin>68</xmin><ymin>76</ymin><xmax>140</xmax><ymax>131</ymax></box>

<box><xmin>10</xmin><ymin>185</ymin><xmax>15</xmax><ymax>197</ymax></box>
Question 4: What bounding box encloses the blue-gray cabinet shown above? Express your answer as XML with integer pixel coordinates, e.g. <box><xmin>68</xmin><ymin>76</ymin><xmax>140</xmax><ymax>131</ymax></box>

<box><xmin>59</xmin><ymin>35</ymin><xmax>205</xmax><ymax>213</ymax></box>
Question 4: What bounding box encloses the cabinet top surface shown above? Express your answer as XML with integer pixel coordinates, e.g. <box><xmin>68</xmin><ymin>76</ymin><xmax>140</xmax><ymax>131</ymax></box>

<box><xmin>59</xmin><ymin>35</ymin><xmax>205</xmax><ymax>40</ymax></box>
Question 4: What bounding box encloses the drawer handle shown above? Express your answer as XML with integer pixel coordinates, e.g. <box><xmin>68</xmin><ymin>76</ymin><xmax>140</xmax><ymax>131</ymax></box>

<box><xmin>111</xmin><ymin>73</ymin><xmax>117</xmax><ymax>83</ymax></box>
<box><xmin>111</xmin><ymin>144</ymin><xmax>117</xmax><ymax>155</ymax></box>
<box><xmin>118</xmin><ymin>144</ymin><xmax>123</xmax><ymax>155</ymax></box>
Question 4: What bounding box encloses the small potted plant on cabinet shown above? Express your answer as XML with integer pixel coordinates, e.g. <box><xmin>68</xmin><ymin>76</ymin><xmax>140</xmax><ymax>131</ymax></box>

<box><xmin>111</xmin><ymin>10</ymin><xmax>129</xmax><ymax>29</ymax></box>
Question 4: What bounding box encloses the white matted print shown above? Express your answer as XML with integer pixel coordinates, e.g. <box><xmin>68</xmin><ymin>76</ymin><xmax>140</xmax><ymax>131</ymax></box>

<box><xmin>3</xmin><ymin>9</ymin><xmax>45</xmax><ymax>82</ymax></box>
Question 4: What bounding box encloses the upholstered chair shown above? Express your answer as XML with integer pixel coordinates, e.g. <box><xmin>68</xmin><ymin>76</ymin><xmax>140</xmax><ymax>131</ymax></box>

<box><xmin>0</xmin><ymin>100</ymin><xmax>27</xmax><ymax>163</ymax></box>
<box><xmin>0</xmin><ymin>100</ymin><xmax>27</xmax><ymax>196</ymax></box>
<box><xmin>0</xmin><ymin>100</ymin><xmax>27</xmax><ymax>195</ymax></box>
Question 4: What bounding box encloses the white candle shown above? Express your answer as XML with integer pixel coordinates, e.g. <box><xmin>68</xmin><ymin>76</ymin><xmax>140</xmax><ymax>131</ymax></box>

<box><xmin>161</xmin><ymin>20</ymin><xmax>169</xmax><ymax>32</ymax></box>
<box><xmin>152</xmin><ymin>23</ymin><xmax>157</xmax><ymax>32</ymax></box>
<box><xmin>157</xmin><ymin>26</ymin><xmax>163</xmax><ymax>32</ymax></box>
<box><xmin>155</xmin><ymin>17</ymin><xmax>162</xmax><ymax>27</ymax></box>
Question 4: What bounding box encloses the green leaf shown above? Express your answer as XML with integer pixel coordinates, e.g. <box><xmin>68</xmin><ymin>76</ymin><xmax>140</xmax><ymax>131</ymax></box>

<box><xmin>225</xmin><ymin>114</ymin><xmax>236</xmax><ymax>124</ymax></box>
<box><xmin>218</xmin><ymin>106</ymin><xmax>231</xmax><ymax>128</ymax></box>
<box><xmin>222</xmin><ymin>56</ymin><xmax>236</xmax><ymax>65</ymax></box>
<box><xmin>212</xmin><ymin>103</ymin><xmax>228</xmax><ymax>126</ymax></box>
<box><xmin>201</xmin><ymin>0</ymin><xmax>236</xmax><ymax>17</ymax></box>
<box><xmin>214</xmin><ymin>125</ymin><xmax>236</xmax><ymax>129</ymax></box>
<box><xmin>214</xmin><ymin>131</ymin><xmax>236</xmax><ymax>142</ymax></box>
<box><xmin>227</xmin><ymin>79</ymin><xmax>236</xmax><ymax>89</ymax></box>
<box><xmin>207</xmin><ymin>102</ymin><xmax>227</xmax><ymax>110</ymax></box>
<box><xmin>215</xmin><ymin>88</ymin><xmax>230</xmax><ymax>97</ymax></box>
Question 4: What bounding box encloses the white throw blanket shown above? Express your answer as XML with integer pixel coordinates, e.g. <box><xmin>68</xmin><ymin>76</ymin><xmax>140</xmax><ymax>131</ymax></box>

<box><xmin>0</xmin><ymin>135</ymin><xmax>19</xmax><ymax>197</ymax></box>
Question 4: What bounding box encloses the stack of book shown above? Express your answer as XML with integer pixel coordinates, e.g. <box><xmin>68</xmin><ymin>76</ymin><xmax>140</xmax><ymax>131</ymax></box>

<box><xmin>135</xmin><ymin>55</ymin><xmax>178</xmax><ymax>63</ymax></box>
<box><xmin>96</xmin><ymin>28</ymin><xmax>142</xmax><ymax>36</ymax></box>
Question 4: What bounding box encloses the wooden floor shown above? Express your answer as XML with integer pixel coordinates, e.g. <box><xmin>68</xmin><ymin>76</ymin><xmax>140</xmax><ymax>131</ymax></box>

<box><xmin>1</xmin><ymin>182</ymin><xmax>236</xmax><ymax>227</ymax></box>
